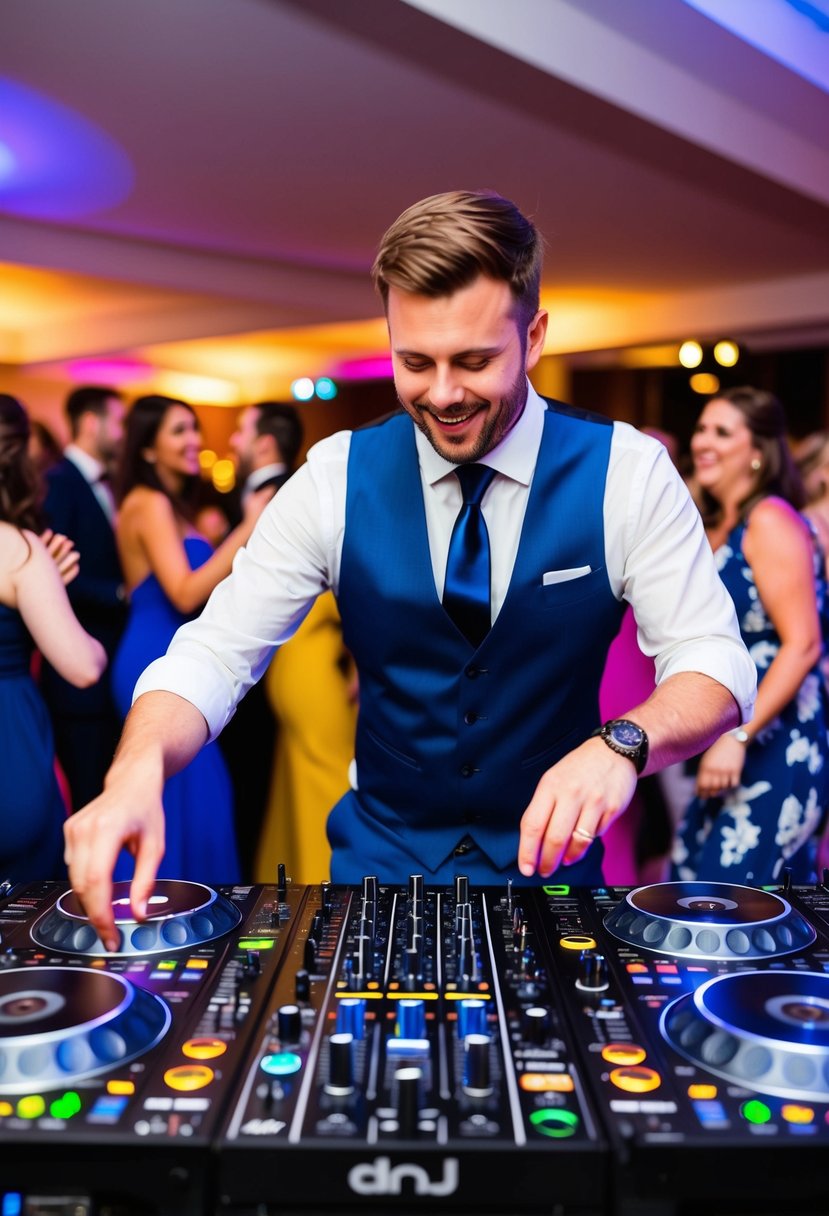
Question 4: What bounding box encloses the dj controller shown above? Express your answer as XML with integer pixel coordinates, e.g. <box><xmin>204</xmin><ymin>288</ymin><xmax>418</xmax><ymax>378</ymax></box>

<box><xmin>1</xmin><ymin>873</ymin><xmax>828</xmax><ymax>1216</ymax></box>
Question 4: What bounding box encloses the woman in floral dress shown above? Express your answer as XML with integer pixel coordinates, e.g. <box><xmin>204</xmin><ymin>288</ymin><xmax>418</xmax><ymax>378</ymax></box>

<box><xmin>672</xmin><ymin>387</ymin><xmax>828</xmax><ymax>885</ymax></box>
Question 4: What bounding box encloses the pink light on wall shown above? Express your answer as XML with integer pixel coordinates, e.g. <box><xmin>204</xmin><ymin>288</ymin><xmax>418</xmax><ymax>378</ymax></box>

<box><xmin>64</xmin><ymin>357</ymin><xmax>151</xmax><ymax>386</ymax></box>
<box><xmin>332</xmin><ymin>355</ymin><xmax>393</xmax><ymax>381</ymax></box>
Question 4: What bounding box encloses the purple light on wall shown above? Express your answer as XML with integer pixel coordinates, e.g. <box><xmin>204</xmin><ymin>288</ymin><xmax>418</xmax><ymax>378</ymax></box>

<box><xmin>0</xmin><ymin>77</ymin><xmax>134</xmax><ymax>220</ymax></box>
<box><xmin>332</xmin><ymin>355</ymin><xmax>394</xmax><ymax>381</ymax></box>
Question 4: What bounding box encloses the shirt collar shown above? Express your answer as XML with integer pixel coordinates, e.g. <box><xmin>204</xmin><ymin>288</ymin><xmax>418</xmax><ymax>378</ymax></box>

<box><xmin>414</xmin><ymin>380</ymin><xmax>546</xmax><ymax>487</ymax></box>
<box><xmin>64</xmin><ymin>443</ymin><xmax>107</xmax><ymax>485</ymax></box>
<box><xmin>244</xmin><ymin>462</ymin><xmax>287</xmax><ymax>494</ymax></box>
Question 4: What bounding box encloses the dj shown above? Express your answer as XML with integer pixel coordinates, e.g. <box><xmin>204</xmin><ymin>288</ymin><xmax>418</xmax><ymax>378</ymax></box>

<box><xmin>65</xmin><ymin>190</ymin><xmax>756</xmax><ymax>951</ymax></box>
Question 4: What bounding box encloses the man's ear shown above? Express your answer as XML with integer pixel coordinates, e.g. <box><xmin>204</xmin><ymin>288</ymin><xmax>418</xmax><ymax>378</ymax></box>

<box><xmin>525</xmin><ymin>309</ymin><xmax>548</xmax><ymax>372</ymax></box>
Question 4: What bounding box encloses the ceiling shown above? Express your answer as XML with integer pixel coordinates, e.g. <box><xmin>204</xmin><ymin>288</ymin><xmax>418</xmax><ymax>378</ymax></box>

<box><xmin>2</xmin><ymin>0</ymin><xmax>829</xmax><ymax>410</ymax></box>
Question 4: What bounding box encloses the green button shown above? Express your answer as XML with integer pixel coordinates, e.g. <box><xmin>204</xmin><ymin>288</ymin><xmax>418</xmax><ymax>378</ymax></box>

<box><xmin>542</xmin><ymin>885</ymin><xmax>571</xmax><ymax>897</ymax></box>
<box><xmin>239</xmin><ymin>938</ymin><xmax>276</xmax><ymax>950</ymax></box>
<box><xmin>529</xmin><ymin>1108</ymin><xmax>579</xmax><ymax>1138</ymax></box>
<box><xmin>50</xmin><ymin>1091</ymin><xmax>82</xmax><ymax>1120</ymax></box>
<box><xmin>741</xmin><ymin>1099</ymin><xmax>772</xmax><ymax>1125</ymax></box>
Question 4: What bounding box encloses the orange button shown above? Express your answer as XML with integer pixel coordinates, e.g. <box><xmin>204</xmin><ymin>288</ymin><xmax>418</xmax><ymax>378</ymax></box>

<box><xmin>520</xmin><ymin>1072</ymin><xmax>575</xmax><ymax>1093</ymax></box>
<box><xmin>609</xmin><ymin>1066</ymin><xmax>661</xmax><ymax>1094</ymax></box>
<box><xmin>182</xmin><ymin>1038</ymin><xmax>228</xmax><ymax>1061</ymax></box>
<box><xmin>107</xmin><ymin>1079</ymin><xmax>136</xmax><ymax>1095</ymax></box>
<box><xmin>163</xmin><ymin>1065</ymin><xmax>214</xmax><ymax>1092</ymax></box>
<box><xmin>781</xmin><ymin>1104</ymin><xmax>815</xmax><ymax>1125</ymax></box>
<box><xmin>602</xmin><ymin>1043</ymin><xmax>647</xmax><ymax>1067</ymax></box>
<box><xmin>688</xmin><ymin>1084</ymin><xmax>717</xmax><ymax>1100</ymax></box>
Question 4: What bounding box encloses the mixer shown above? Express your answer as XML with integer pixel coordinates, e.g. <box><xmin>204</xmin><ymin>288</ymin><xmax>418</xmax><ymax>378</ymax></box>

<box><xmin>1</xmin><ymin>873</ymin><xmax>828</xmax><ymax>1215</ymax></box>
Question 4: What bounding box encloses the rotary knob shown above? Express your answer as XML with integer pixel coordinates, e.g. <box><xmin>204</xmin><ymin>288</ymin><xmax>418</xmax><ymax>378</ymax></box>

<box><xmin>396</xmin><ymin>998</ymin><xmax>426</xmax><ymax>1040</ymax></box>
<box><xmin>336</xmin><ymin>997</ymin><xmax>367</xmax><ymax>1040</ymax></box>
<box><xmin>395</xmin><ymin>1066</ymin><xmax>422</xmax><ymax>1138</ymax></box>
<box><xmin>277</xmin><ymin>1003</ymin><xmax>302</xmax><ymax>1044</ymax></box>
<box><xmin>577</xmin><ymin>950</ymin><xmax>609</xmax><ymax>992</ymax></box>
<box><xmin>457</xmin><ymin>998</ymin><xmax>487</xmax><ymax>1040</ymax></box>
<box><xmin>462</xmin><ymin>1033</ymin><xmax>492</xmax><ymax>1098</ymax></box>
<box><xmin>325</xmin><ymin>1032</ymin><xmax>355</xmax><ymax>1096</ymax></box>
<box><xmin>523</xmin><ymin>1005</ymin><xmax>551</xmax><ymax>1045</ymax></box>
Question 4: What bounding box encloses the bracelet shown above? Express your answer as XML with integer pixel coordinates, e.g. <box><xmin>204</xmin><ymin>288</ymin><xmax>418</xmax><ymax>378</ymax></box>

<box><xmin>729</xmin><ymin>727</ymin><xmax>750</xmax><ymax>745</ymax></box>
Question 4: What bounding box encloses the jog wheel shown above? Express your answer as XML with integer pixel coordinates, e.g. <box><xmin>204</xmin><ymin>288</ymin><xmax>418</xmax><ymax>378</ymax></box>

<box><xmin>31</xmin><ymin>879</ymin><xmax>242</xmax><ymax>957</ymax></box>
<box><xmin>604</xmin><ymin>881</ymin><xmax>815</xmax><ymax>960</ymax></box>
<box><xmin>661</xmin><ymin>970</ymin><xmax>829</xmax><ymax>1101</ymax></box>
<box><xmin>0</xmin><ymin>966</ymin><xmax>170</xmax><ymax>1093</ymax></box>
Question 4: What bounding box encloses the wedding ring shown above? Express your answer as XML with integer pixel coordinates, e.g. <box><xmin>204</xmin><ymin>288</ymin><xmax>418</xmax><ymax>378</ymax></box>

<box><xmin>573</xmin><ymin>826</ymin><xmax>596</xmax><ymax>842</ymax></box>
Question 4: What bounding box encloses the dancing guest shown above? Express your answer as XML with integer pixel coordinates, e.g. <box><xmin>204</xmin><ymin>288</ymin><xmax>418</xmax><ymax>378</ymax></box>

<box><xmin>673</xmin><ymin>387</ymin><xmax>828</xmax><ymax>885</ymax></box>
<box><xmin>111</xmin><ymin>395</ymin><xmax>266</xmax><ymax>884</ymax></box>
<box><xmin>0</xmin><ymin>394</ymin><xmax>106</xmax><ymax>881</ymax></box>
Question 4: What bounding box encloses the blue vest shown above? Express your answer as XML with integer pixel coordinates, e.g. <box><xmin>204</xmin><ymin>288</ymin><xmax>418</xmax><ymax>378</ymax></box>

<box><xmin>330</xmin><ymin>402</ymin><xmax>625</xmax><ymax>883</ymax></box>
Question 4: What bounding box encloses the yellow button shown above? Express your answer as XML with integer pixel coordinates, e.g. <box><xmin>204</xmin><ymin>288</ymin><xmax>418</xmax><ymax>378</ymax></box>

<box><xmin>609</xmin><ymin>1066</ymin><xmax>661</xmax><ymax>1094</ymax></box>
<box><xmin>688</xmin><ymin>1084</ymin><xmax>718</xmax><ymax>1100</ymax></box>
<box><xmin>560</xmin><ymin>935</ymin><xmax>597</xmax><ymax>951</ymax></box>
<box><xmin>182</xmin><ymin>1038</ymin><xmax>228</xmax><ymax>1061</ymax></box>
<box><xmin>602</xmin><ymin>1043</ymin><xmax>647</xmax><ymax>1067</ymax></box>
<box><xmin>17</xmin><ymin>1095</ymin><xmax>46</xmax><ymax>1119</ymax></box>
<box><xmin>781</xmin><ymin>1104</ymin><xmax>815</xmax><ymax>1125</ymax></box>
<box><xmin>185</xmin><ymin>958</ymin><xmax>209</xmax><ymax>970</ymax></box>
<box><xmin>163</xmin><ymin>1065</ymin><xmax>214</xmax><ymax>1092</ymax></box>
<box><xmin>107</xmin><ymin>1079</ymin><xmax>136</xmax><ymax>1096</ymax></box>
<box><xmin>0</xmin><ymin>1101</ymin><xmax>14</xmax><ymax>1117</ymax></box>
<box><xmin>520</xmin><ymin>1072</ymin><xmax>575</xmax><ymax>1093</ymax></box>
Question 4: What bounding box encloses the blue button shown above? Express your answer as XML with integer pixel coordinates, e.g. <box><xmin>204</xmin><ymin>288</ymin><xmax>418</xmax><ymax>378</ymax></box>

<box><xmin>260</xmin><ymin>1052</ymin><xmax>302</xmax><ymax>1077</ymax></box>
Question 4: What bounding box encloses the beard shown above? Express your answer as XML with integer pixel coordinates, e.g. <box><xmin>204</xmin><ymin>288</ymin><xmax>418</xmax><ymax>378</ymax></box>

<box><xmin>399</xmin><ymin>365</ymin><xmax>528</xmax><ymax>465</ymax></box>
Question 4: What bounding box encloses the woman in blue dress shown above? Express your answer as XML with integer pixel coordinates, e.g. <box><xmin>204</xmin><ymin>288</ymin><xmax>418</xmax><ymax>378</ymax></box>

<box><xmin>112</xmin><ymin>396</ymin><xmax>265</xmax><ymax>885</ymax></box>
<box><xmin>672</xmin><ymin>386</ymin><xmax>828</xmax><ymax>886</ymax></box>
<box><xmin>0</xmin><ymin>394</ymin><xmax>106</xmax><ymax>882</ymax></box>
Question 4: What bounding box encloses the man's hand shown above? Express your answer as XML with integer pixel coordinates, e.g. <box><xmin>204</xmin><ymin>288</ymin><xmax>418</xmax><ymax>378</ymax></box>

<box><xmin>41</xmin><ymin>528</ymin><xmax>80</xmax><ymax>585</ymax></box>
<box><xmin>64</xmin><ymin>780</ymin><xmax>166</xmax><ymax>952</ymax></box>
<box><xmin>518</xmin><ymin>737</ymin><xmax>638</xmax><ymax>877</ymax></box>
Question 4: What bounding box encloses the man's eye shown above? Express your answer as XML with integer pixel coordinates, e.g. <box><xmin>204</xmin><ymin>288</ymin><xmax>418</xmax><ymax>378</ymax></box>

<box><xmin>403</xmin><ymin>361</ymin><xmax>429</xmax><ymax>372</ymax></box>
<box><xmin>459</xmin><ymin>361</ymin><xmax>489</xmax><ymax>372</ymax></box>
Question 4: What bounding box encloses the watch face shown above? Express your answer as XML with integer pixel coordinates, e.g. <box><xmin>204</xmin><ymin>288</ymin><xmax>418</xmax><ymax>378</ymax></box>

<box><xmin>609</xmin><ymin>721</ymin><xmax>643</xmax><ymax>748</ymax></box>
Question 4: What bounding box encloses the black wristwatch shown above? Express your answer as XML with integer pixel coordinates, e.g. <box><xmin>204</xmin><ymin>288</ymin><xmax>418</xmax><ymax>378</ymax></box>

<box><xmin>591</xmin><ymin>718</ymin><xmax>649</xmax><ymax>774</ymax></box>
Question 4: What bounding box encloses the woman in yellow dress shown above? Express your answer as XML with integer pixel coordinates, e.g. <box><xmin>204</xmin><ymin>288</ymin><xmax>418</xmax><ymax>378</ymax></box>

<box><xmin>256</xmin><ymin>591</ymin><xmax>357</xmax><ymax>883</ymax></box>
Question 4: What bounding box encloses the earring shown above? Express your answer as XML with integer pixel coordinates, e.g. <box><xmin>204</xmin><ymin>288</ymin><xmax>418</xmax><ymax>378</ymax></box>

<box><xmin>751</xmin><ymin>458</ymin><xmax>761</xmax><ymax>471</ymax></box>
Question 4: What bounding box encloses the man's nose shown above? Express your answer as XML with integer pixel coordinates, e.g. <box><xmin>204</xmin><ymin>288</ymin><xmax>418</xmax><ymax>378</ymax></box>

<box><xmin>428</xmin><ymin>367</ymin><xmax>465</xmax><ymax>410</ymax></box>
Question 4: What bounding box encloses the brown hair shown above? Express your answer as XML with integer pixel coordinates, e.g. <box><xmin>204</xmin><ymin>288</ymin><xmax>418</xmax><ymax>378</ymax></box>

<box><xmin>371</xmin><ymin>190</ymin><xmax>542</xmax><ymax>327</ymax></box>
<box><xmin>698</xmin><ymin>385</ymin><xmax>805</xmax><ymax>528</ymax></box>
<box><xmin>0</xmin><ymin>394</ymin><xmax>42</xmax><ymax>532</ymax></box>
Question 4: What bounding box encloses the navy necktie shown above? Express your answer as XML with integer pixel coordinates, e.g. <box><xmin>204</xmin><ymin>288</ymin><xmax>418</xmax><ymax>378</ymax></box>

<box><xmin>443</xmin><ymin>463</ymin><xmax>497</xmax><ymax>647</ymax></box>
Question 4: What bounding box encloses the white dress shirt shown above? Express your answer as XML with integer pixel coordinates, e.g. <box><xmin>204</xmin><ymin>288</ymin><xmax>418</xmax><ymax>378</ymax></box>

<box><xmin>136</xmin><ymin>384</ymin><xmax>756</xmax><ymax>738</ymax></box>
<box><xmin>64</xmin><ymin>443</ymin><xmax>116</xmax><ymax>524</ymax></box>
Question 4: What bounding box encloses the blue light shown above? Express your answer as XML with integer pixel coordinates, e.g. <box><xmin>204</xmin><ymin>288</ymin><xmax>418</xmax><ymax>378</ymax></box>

<box><xmin>0</xmin><ymin>142</ymin><xmax>16</xmax><ymax>182</ymax></box>
<box><xmin>291</xmin><ymin>378</ymin><xmax>315</xmax><ymax>402</ymax></box>
<box><xmin>315</xmin><ymin>377</ymin><xmax>338</xmax><ymax>400</ymax></box>
<box><xmin>0</xmin><ymin>77</ymin><xmax>133</xmax><ymax>219</ymax></box>
<box><xmin>2</xmin><ymin>1194</ymin><xmax>23</xmax><ymax>1216</ymax></box>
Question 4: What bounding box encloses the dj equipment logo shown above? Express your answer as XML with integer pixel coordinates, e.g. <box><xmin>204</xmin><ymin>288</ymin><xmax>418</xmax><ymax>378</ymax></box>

<box><xmin>347</xmin><ymin>1156</ymin><xmax>460</xmax><ymax>1196</ymax></box>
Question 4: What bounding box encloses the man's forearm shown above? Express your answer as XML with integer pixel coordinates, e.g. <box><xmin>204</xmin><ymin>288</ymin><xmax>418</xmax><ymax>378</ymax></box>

<box><xmin>108</xmin><ymin>690</ymin><xmax>211</xmax><ymax>788</ymax></box>
<box><xmin>625</xmin><ymin>671</ymin><xmax>740</xmax><ymax>775</ymax></box>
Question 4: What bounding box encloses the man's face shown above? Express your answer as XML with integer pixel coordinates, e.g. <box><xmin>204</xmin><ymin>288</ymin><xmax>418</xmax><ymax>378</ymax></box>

<box><xmin>229</xmin><ymin>407</ymin><xmax>260</xmax><ymax>480</ymax></box>
<box><xmin>387</xmin><ymin>276</ymin><xmax>547</xmax><ymax>465</ymax></box>
<box><xmin>94</xmin><ymin>398</ymin><xmax>125</xmax><ymax>465</ymax></box>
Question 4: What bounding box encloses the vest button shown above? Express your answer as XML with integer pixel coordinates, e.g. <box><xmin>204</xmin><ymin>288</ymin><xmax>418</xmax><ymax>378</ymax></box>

<box><xmin>464</xmin><ymin>711</ymin><xmax>478</xmax><ymax>725</ymax></box>
<box><xmin>460</xmin><ymin>764</ymin><xmax>476</xmax><ymax>778</ymax></box>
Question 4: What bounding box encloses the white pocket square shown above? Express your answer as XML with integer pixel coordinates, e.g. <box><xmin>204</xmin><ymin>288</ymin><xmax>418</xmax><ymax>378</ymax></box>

<box><xmin>543</xmin><ymin>565</ymin><xmax>592</xmax><ymax>585</ymax></box>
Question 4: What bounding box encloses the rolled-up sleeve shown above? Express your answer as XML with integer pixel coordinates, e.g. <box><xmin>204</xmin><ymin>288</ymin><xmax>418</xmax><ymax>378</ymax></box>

<box><xmin>605</xmin><ymin>425</ymin><xmax>756</xmax><ymax>723</ymax></box>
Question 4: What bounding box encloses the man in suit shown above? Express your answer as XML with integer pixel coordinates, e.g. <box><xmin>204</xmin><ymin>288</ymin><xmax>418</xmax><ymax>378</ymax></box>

<box><xmin>42</xmin><ymin>385</ymin><xmax>127</xmax><ymax>812</ymax></box>
<box><xmin>220</xmin><ymin>402</ymin><xmax>305</xmax><ymax>878</ymax></box>
<box><xmin>66</xmin><ymin>191</ymin><xmax>756</xmax><ymax>950</ymax></box>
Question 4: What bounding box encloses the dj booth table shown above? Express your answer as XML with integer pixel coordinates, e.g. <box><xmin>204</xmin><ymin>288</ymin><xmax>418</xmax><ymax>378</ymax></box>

<box><xmin>0</xmin><ymin>874</ymin><xmax>827</xmax><ymax>1215</ymax></box>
